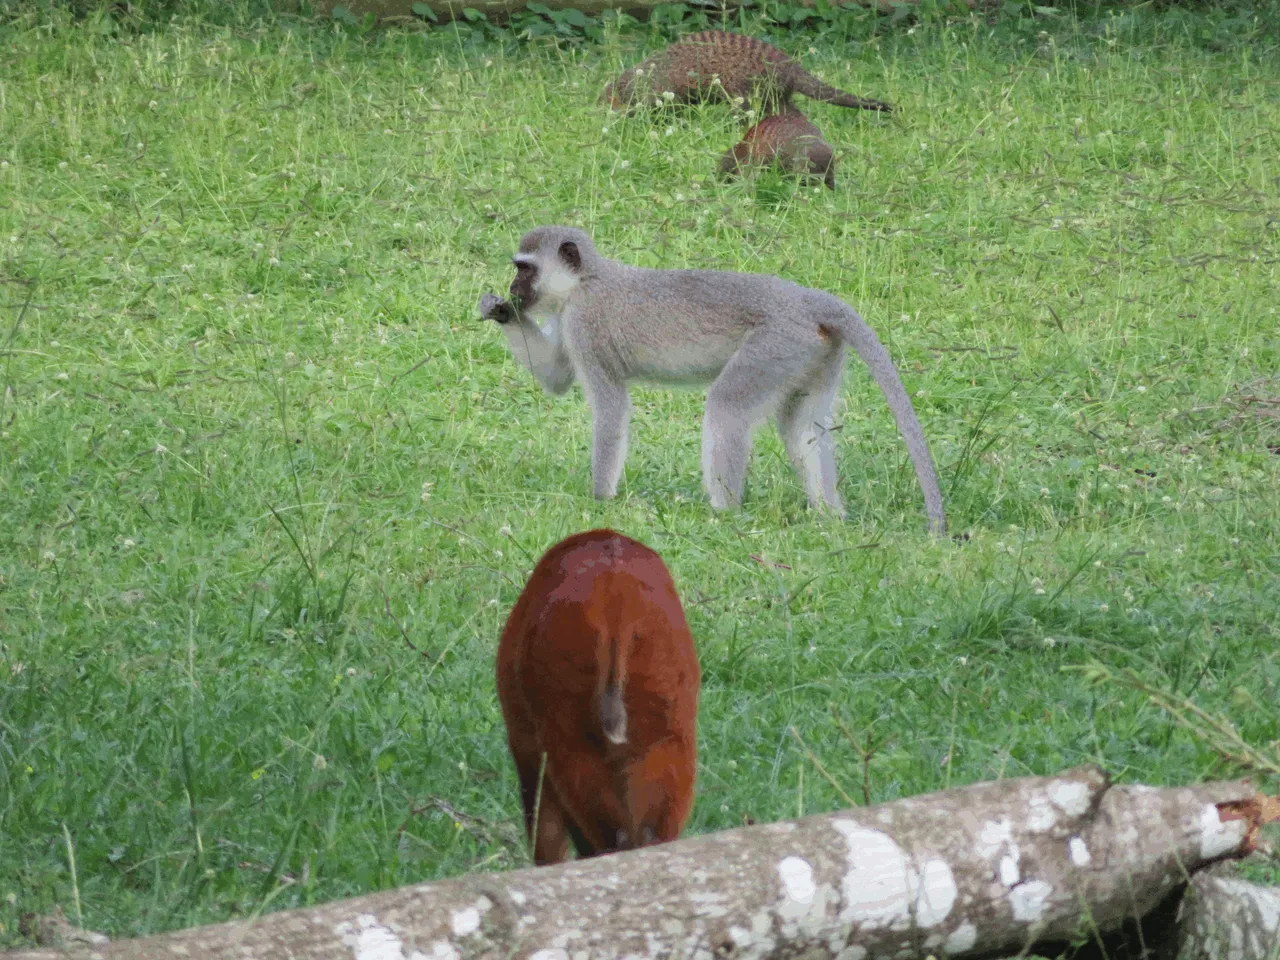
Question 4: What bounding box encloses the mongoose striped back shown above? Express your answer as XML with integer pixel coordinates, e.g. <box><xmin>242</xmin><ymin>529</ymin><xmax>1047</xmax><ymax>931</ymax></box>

<box><xmin>601</xmin><ymin>31</ymin><xmax>893</xmax><ymax>116</ymax></box>
<box><xmin>718</xmin><ymin>107</ymin><xmax>836</xmax><ymax>189</ymax></box>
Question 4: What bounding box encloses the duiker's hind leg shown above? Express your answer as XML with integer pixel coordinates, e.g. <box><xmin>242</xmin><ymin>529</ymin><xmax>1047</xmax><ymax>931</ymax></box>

<box><xmin>515</xmin><ymin>755</ymin><xmax>571</xmax><ymax>865</ymax></box>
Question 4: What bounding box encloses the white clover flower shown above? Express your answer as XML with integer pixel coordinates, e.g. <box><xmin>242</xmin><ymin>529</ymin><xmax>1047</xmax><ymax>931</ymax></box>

<box><xmin>662</xmin><ymin>90</ymin><xmax>675</xmax><ymax>101</ymax></box>
<box><xmin>619</xmin><ymin>160</ymin><xmax>630</xmax><ymax>169</ymax></box>
<box><xmin>1136</xmin><ymin>384</ymin><xmax>1147</xmax><ymax>393</ymax></box>
<box><xmin>1043</xmin><ymin>637</ymin><xmax>1057</xmax><ymax>648</ymax></box>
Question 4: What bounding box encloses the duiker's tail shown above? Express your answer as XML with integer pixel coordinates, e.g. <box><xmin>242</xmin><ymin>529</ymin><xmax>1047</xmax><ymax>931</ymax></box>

<box><xmin>598</xmin><ymin>631</ymin><xmax>629</xmax><ymax>746</ymax></box>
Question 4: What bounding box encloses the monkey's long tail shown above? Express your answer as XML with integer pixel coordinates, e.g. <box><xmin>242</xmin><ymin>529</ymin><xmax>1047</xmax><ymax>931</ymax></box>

<box><xmin>787</xmin><ymin>67</ymin><xmax>894</xmax><ymax>112</ymax></box>
<box><xmin>835</xmin><ymin>310</ymin><xmax>947</xmax><ymax>536</ymax></box>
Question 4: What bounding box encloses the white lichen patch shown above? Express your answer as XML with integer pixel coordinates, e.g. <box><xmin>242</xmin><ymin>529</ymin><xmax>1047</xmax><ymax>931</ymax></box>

<box><xmin>1047</xmin><ymin>780</ymin><xmax>1091</xmax><ymax>817</ymax></box>
<box><xmin>945</xmin><ymin>921</ymin><xmax>978</xmax><ymax>954</ymax></box>
<box><xmin>1068</xmin><ymin>837</ymin><xmax>1092</xmax><ymax>867</ymax></box>
<box><xmin>832</xmin><ymin>821</ymin><xmax>955</xmax><ymax>930</ymax></box>
<box><xmin>529</xmin><ymin>950</ymin><xmax>569</xmax><ymax>960</ymax></box>
<box><xmin>834</xmin><ymin>822</ymin><xmax>912</xmax><ymax>929</ymax></box>
<box><xmin>429</xmin><ymin>942</ymin><xmax>458</xmax><ymax>960</ymax></box>
<box><xmin>999</xmin><ymin>855</ymin><xmax>1020</xmax><ymax>887</ymax></box>
<box><xmin>509</xmin><ymin>890</ymin><xmax>526</xmax><ymax>906</ymax></box>
<box><xmin>976</xmin><ymin>819</ymin><xmax>1013</xmax><ymax>859</ymax></box>
<box><xmin>1198</xmin><ymin>803</ymin><xmax>1248</xmax><ymax>859</ymax></box>
<box><xmin>915</xmin><ymin>859</ymin><xmax>957</xmax><ymax>928</ymax></box>
<box><xmin>1009</xmin><ymin>880</ymin><xmax>1054</xmax><ymax>923</ymax></box>
<box><xmin>1025</xmin><ymin>796</ymin><xmax>1058</xmax><ymax>833</ymax></box>
<box><xmin>777</xmin><ymin>856</ymin><xmax>817</xmax><ymax>921</ymax></box>
<box><xmin>450</xmin><ymin>907</ymin><xmax>480</xmax><ymax>938</ymax></box>
<box><xmin>334</xmin><ymin>914</ymin><xmax>428</xmax><ymax>960</ymax></box>
<box><xmin>836</xmin><ymin>946</ymin><xmax>867</xmax><ymax>960</ymax></box>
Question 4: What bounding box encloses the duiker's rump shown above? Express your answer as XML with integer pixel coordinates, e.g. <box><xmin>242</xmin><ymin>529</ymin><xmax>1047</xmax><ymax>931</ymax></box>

<box><xmin>495</xmin><ymin>529</ymin><xmax>700</xmax><ymax>864</ymax></box>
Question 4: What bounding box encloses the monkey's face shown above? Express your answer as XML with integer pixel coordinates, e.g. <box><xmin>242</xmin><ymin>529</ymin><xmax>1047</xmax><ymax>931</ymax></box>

<box><xmin>509</xmin><ymin>236</ymin><xmax>585</xmax><ymax>316</ymax></box>
<box><xmin>509</xmin><ymin>259</ymin><xmax>537</xmax><ymax>307</ymax></box>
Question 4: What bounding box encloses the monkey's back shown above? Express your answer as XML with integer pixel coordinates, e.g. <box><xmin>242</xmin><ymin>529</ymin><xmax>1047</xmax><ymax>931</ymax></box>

<box><xmin>496</xmin><ymin>529</ymin><xmax>700</xmax><ymax>858</ymax></box>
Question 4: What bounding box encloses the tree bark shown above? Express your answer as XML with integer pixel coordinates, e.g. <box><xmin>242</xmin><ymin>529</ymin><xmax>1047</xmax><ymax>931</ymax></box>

<box><xmin>5</xmin><ymin>766</ymin><xmax>1276</xmax><ymax>960</ymax></box>
<box><xmin>1176</xmin><ymin>869</ymin><xmax>1280</xmax><ymax>960</ymax></box>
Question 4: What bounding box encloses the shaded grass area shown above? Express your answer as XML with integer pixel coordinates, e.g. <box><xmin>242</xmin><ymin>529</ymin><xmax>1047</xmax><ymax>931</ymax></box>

<box><xmin>1</xmin><ymin>3</ymin><xmax>1278</xmax><ymax>943</ymax></box>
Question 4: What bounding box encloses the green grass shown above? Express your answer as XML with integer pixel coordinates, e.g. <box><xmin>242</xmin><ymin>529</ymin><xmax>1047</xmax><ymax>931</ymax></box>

<box><xmin>1</xmin><ymin>2</ymin><xmax>1278</xmax><ymax>944</ymax></box>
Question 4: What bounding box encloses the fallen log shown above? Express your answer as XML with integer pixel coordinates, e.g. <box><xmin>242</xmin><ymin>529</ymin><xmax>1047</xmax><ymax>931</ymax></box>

<box><xmin>6</xmin><ymin>765</ymin><xmax>1276</xmax><ymax>960</ymax></box>
<box><xmin>1176</xmin><ymin>869</ymin><xmax>1280</xmax><ymax>960</ymax></box>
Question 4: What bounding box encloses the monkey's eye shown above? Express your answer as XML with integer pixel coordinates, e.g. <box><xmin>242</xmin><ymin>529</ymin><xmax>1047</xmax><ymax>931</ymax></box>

<box><xmin>514</xmin><ymin>262</ymin><xmax>533</xmax><ymax>274</ymax></box>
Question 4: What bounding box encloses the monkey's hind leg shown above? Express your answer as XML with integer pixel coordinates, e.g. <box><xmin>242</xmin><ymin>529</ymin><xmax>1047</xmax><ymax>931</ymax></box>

<box><xmin>702</xmin><ymin>332</ymin><xmax>817</xmax><ymax>510</ymax></box>
<box><xmin>776</xmin><ymin>345</ymin><xmax>847</xmax><ymax>516</ymax></box>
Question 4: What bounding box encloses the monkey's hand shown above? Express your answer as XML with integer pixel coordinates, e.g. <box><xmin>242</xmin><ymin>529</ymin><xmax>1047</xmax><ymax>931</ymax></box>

<box><xmin>478</xmin><ymin>292</ymin><xmax>518</xmax><ymax>325</ymax></box>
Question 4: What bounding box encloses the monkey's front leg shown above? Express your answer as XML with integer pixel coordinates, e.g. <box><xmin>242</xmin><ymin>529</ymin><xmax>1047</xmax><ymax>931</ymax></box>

<box><xmin>582</xmin><ymin>373</ymin><xmax>631</xmax><ymax>500</ymax></box>
<box><xmin>478</xmin><ymin>293</ymin><xmax>576</xmax><ymax>396</ymax></box>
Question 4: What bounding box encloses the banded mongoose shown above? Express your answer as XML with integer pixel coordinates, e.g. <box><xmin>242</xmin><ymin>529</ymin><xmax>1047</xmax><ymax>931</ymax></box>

<box><xmin>718</xmin><ymin>107</ymin><xmax>836</xmax><ymax>189</ymax></box>
<box><xmin>601</xmin><ymin>31</ymin><xmax>894</xmax><ymax>117</ymax></box>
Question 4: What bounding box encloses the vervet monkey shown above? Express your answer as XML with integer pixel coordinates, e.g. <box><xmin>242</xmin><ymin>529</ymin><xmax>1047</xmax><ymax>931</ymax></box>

<box><xmin>496</xmin><ymin>528</ymin><xmax>699</xmax><ymax>864</ymax></box>
<box><xmin>477</xmin><ymin>226</ymin><xmax>947</xmax><ymax>535</ymax></box>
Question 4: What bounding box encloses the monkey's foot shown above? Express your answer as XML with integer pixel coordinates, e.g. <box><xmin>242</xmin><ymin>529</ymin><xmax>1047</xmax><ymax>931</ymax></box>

<box><xmin>478</xmin><ymin>292</ymin><xmax>518</xmax><ymax>324</ymax></box>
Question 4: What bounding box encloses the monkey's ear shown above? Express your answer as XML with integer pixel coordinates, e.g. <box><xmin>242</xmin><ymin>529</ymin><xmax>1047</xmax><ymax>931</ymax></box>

<box><xmin>558</xmin><ymin>241</ymin><xmax>582</xmax><ymax>272</ymax></box>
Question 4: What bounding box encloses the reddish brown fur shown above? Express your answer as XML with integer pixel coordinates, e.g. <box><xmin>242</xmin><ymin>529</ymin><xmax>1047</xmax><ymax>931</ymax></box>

<box><xmin>601</xmin><ymin>31</ymin><xmax>893</xmax><ymax>116</ymax></box>
<box><xmin>719</xmin><ymin>108</ymin><xmax>837</xmax><ymax>189</ymax></box>
<box><xmin>495</xmin><ymin>529</ymin><xmax>700</xmax><ymax>865</ymax></box>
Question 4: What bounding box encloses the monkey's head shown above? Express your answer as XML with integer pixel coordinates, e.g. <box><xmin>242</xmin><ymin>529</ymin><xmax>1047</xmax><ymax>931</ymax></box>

<box><xmin>509</xmin><ymin>226</ymin><xmax>596</xmax><ymax>314</ymax></box>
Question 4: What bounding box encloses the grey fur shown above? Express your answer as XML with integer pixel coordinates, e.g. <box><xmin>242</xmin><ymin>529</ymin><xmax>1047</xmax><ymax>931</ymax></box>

<box><xmin>477</xmin><ymin>225</ymin><xmax>947</xmax><ymax>536</ymax></box>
